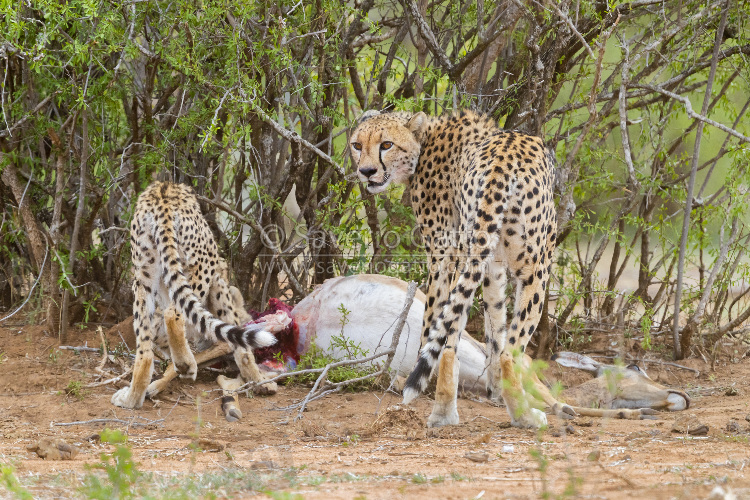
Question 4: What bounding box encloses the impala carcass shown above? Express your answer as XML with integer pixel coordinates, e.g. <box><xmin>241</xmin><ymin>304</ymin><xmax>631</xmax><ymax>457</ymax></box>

<box><xmin>291</xmin><ymin>275</ymin><xmax>689</xmax><ymax>419</ymax></box>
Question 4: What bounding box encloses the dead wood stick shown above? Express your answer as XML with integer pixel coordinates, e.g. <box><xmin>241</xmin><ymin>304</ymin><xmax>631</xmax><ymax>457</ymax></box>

<box><xmin>58</xmin><ymin>345</ymin><xmax>135</xmax><ymax>360</ymax></box>
<box><xmin>85</xmin><ymin>367</ymin><xmax>132</xmax><ymax>388</ymax></box>
<box><xmin>379</xmin><ymin>281</ymin><xmax>418</xmax><ymax>382</ymax></box>
<box><xmin>52</xmin><ymin>417</ymin><xmax>165</xmax><ymax>428</ymax></box>
<box><xmin>95</xmin><ymin>326</ymin><xmax>108</xmax><ymax>374</ymax></box>
<box><xmin>274</xmin><ymin>389</ymin><xmax>341</xmax><ymax>412</ymax></box>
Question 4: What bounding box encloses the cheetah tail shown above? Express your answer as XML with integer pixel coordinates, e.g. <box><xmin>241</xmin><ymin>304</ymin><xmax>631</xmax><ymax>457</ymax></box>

<box><xmin>156</xmin><ymin>225</ymin><xmax>276</xmax><ymax>350</ymax></box>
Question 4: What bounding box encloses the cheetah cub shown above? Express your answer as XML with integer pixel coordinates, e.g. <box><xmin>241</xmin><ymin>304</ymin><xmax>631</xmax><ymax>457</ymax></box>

<box><xmin>350</xmin><ymin>110</ymin><xmax>573</xmax><ymax>429</ymax></box>
<box><xmin>111</xmin><ymin>182</ymin><xmax>276</xmax><ymax>410</ymax></box>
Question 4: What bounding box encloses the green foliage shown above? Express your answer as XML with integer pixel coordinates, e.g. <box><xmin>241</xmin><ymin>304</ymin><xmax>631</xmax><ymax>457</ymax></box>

<box><xmin>289</xmin><ymin>332</ymin><xmax>378</xmax><ymax>390</ymax></box>
<box><xmin>501</xmin><ymin>349</ymin><xmax>548</xmax><ymax>423</ymax></box>
<box><xmin>48</xmin><ymin>349</ymin><xmax>61</xmax><ymax>364</ymax></box>
<box><xmin>81</xmin><ymin>429</ymin><xmax>139</xmax><ymax>499</ymax></box>
<box><xmin>410</xmin><ymin>473</ymin><xmax>427</xmax><ymax>484</ymax></box>
<box><xmin>65</xmin><ymin>380</ymin><xmax>88</xmax><ymax>400</ymax></box>
<box><xmin>0</xmin><ymin>464</ymin><xmax>33</xmax><ymax>500</ymax></box>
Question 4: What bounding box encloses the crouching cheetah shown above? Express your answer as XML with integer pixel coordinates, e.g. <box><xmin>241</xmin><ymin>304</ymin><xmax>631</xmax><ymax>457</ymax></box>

<box><xmin>111</xmin><ymin>182</ymin><xmax>276</xmax><ymax>410</ymax></box>
<box><xmin>350</xmin><ymin>110</ymin><xmax>574</xmax><ymax>428</ymax></box>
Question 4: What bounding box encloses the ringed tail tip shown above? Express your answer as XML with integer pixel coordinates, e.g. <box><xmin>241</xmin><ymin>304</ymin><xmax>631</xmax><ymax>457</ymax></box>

<box><xmin>402</xmin><ymin>386</ymin><xmax>419</xmax><ymax>404</ymax></box>
<box><xmin>252</xmin><ymin>329</ymin><xmax>277</xmax><ymax>348</ymax></box>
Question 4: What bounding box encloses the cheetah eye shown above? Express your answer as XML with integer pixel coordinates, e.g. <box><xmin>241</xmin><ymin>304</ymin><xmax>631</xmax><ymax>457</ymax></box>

<box><xmin>351</xmin><ymin>142</ymin><xmax>362</xmax><ymax>151</ymax></box>
<box><xmin>381</xmin><ymin>141</ymin><xmax>393</xmax><ymax>150</ymax></box>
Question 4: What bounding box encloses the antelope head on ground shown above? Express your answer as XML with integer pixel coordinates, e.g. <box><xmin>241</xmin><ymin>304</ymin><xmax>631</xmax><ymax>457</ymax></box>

<box><xmin>548</xmin><ymin>351</ymin><xmax>690</xmax><ymax>417</ymax></box>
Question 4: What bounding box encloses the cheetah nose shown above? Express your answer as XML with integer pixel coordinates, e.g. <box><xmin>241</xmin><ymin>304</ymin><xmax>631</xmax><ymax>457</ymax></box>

<box><xmin>359</xmin><ymin>167</ymin><xmax>378</xmax><ymax>178</ymax></box>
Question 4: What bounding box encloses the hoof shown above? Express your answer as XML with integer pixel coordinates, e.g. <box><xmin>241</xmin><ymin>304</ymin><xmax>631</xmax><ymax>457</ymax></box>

<box><xmin>555</xmin><ymin>403</ymin><xmax>577</xmax><ymax>420</ymax></box>
<box><xmin>224</xmin><ymin>407</ymin><xmax>243</xmax><ymax>422</ymax></box>
<box><xmin>486</xmin><ymin>385</ymin><xmax>502</xmax><ymax>404</ymax></box>
<box><xmin>253</xmin><ymin>381</ymin><xmax>278</xmax><ymax>396</ymax></box>
<box><xmin>639</xmin><ymin>408</ymin><xmax>660</xmax><ymax>420</ymax></box>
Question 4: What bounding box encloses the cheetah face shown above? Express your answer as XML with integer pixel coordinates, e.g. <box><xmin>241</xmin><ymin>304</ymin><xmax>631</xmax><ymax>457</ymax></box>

<box><xmin>350</xmin><ymin>112</ymin><xmax>426</xmax><ymax>194</ymax></box>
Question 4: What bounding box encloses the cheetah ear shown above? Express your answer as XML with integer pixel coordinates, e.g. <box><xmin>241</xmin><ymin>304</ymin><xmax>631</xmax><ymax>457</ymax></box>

<box><xmin>357</xmin><ymin>109</ymin><xmax>381</xmax><ymax>124</ymax></box>
<box><xmin>406</xmin><ymin>112</ymin><xmax>427</xmax><ymax>137</ymax></box>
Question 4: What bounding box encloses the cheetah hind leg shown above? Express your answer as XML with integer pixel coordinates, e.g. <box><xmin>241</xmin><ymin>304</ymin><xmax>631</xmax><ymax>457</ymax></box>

<box><xmin>164</xmin><ymin>307</ymin><xmax>197</xmax><ymax>380</ymax></box>
<box><xmin>112</xmin><ymin>282</ymin><xmax>155</xmax><ymax>409</ymax></box>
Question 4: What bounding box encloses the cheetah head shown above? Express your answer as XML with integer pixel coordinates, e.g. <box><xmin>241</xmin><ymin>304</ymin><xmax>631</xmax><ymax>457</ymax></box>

<box><xmin>350</xmin><ymin>111</ymin><xmax>427</xmax><ymax>194</ymax></box>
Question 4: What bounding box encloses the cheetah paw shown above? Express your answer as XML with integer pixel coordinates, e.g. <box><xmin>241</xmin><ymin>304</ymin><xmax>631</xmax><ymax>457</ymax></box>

<box><xmin>111</xmin><ymin>387</ymin><xmax>144</xmax><ymax>409</ymax></box>
<box><xmin>426</xmin><ymin>409</ymin><xmax>460</xmax><ymax>428</ymax></box>
<box><xmin>253</xmin><ymin>380</ymin><xmax>278</xmax><ymax>396</ymax></box>
<box><xmin>173</xmin><ymin>356</ymin><xmax>198</xmax><ymax>381</ymax></box>
<box><xmin>510</xmin><ymin>408</ymin><xmax>548</xmax><ymax>429</ymax></box>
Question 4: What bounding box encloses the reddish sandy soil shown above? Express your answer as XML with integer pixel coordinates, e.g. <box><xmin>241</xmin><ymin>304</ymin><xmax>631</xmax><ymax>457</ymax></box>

<box><xmin>1</xmin><ymin>323</ymin><xmax>749</xmax><ymax>499</ymax></box>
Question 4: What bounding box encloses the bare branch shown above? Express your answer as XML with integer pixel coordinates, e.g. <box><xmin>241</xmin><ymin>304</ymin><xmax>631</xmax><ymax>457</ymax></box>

<box><xmin>0</xmin><ymin>92</ymin><xmax>59</xmax><ymax>138</ymax></box>
<box><xmin>404</xmin><ymin>0</ymin><xmax>453</xmax><ymax>74</ymax></box>
<box><xmin>249</xmin><ymin>101</ymin><xmax>345</xmax><ymax>175</ymax></box>
<box><xmin>634</xmin><ymin>84</ymin><xmax>750</xmax><ymax>144</ymax></box>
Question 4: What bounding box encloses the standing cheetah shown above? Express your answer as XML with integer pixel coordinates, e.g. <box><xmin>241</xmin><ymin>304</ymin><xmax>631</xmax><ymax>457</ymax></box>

<box><xmin>111</xmin><ymin>182</ymin><xmax>276</xmax><ymax>410</ymax></box>
<box><xmin>350</xmin><ymin>110</ymin><xmax>573</xmax><ymax>428</ymax></box>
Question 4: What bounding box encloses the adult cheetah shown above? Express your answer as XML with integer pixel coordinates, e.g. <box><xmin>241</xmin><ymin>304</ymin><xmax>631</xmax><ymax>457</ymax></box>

<box><xmin>350</xmin><ymin>109</ymin><xmax>573</xmax><ymax>428</ymax></box>
<box><xmin>111</xmin><ymin>182</ymin><xmax>276</xmax><ymax>410</ymax></box>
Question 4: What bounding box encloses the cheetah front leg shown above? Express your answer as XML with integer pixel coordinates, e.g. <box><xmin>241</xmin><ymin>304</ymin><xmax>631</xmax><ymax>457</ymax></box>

<box><xmin>408</xmin><ymin>256</ymin><xmax>481</xmax><ymax>428</ymax></box>
<box><xmin>426</xmin><ymin>256</ymin><xmax>465</xmax><ymax>428</ymax></box>
<box><xmin>112</xmin><ymin>280</ymin><xmax>155</xmax><ymax>409</ymax></box>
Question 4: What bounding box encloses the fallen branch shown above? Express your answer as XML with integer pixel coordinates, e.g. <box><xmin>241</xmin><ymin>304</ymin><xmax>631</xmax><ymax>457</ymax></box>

<box><xmin>52</xmin><ymin>417</ymin><xmax>165</xmax><ymax>428</ymax></box>
<box><xmin>95</xmin><ymin>326</ymin><xmax>108</xmax><ymax>374</ymax></box>
<box><xmin>85</xmin><ymin>367</ymin><xmax>132</xmax><ymax>388</ymax></box>
<box><xmin>58</xmin><ymin>345</ymin><xmax>135</xmax><ymax>360</ymax></box>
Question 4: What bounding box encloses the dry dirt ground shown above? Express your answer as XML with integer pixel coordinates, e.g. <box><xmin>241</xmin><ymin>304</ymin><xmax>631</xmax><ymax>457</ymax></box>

<box><xmin>1</xmin><ymin>324</ymin><xmax>750</xmax><ymax>499</ymax></box>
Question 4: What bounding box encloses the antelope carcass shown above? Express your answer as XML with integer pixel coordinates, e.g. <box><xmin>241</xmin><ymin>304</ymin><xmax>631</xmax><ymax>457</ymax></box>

<box><xmin>290</xmin><ymin>275</ymin><xmax>690</xmax><ymax>420</ymax></box>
